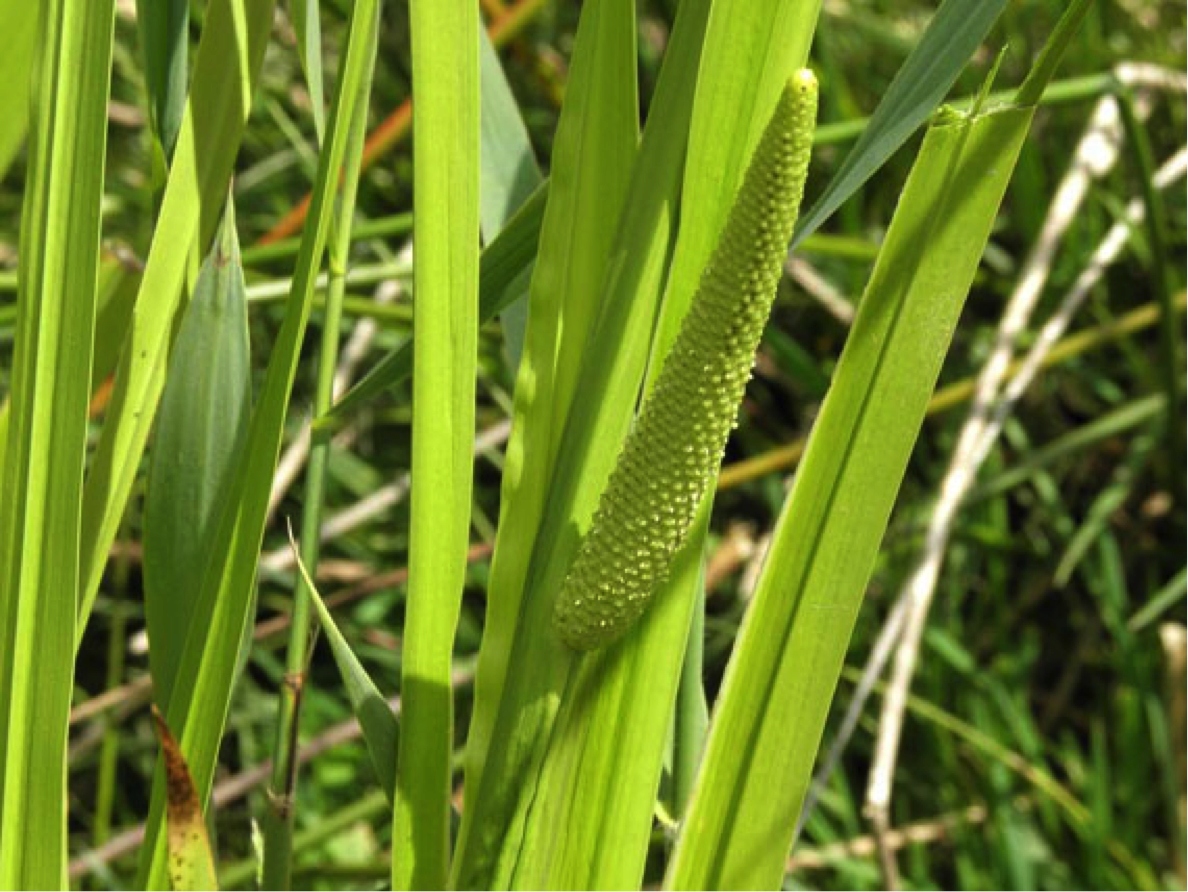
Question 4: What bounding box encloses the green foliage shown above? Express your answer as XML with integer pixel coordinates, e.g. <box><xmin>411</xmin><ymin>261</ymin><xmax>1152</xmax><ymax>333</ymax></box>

<box><xmin>143</xmin><ymin>202</ymin><xmax>251</xmax><ymax>710</ymax></box>
<box><xmin>136</xmin><ymin>0</ymin><xmax>188</xmax><ymax>159</ymax></box>
<box><xmin>554</xmin><ymin>72</ymin><xmax>818</xmax><ymax>652</ymax></box>
<box><xmin>669</xmin><ymin>97</ymin><xmax>1037</xmax><ymax>890</ymax></box>
<box><xmin>137</xmin><ymin>0</ymin><xmax>379</xmax><ymax>883</ymax></box>
<box><xmin>0</xmin><ymin>0</ymin><xmax>115</xmax><ymax>884</ymax></box>
<box><xmin>0</xmin><ymin>0</ymin><xmax>1183</xmax><ymax>890</ymax></box>
<box><xmin>393</xmin><ymin>0</ymin><xmax>480</xmax><ymax>887</ymax></box>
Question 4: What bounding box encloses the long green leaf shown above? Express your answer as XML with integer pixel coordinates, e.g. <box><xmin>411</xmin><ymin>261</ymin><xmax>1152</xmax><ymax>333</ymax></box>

<box><xmin>290</xmin><ymin>0</ymin><xmax>326</xmax><ymax>139</ymax></box>
<box><xmin>137</xmin><ymin>0</ymin><xmax>189</xmax><ymax>157</ymax></box>
<box><xmin>317</xmin><ymin>27</ymin><xmax>548</xmax><ymax>434</ymax></box>
<box><xmin>0</xmin><ymin>0</ymin><xmax>115</xmax><ymax>885</ymax></box>
<box><xmin>137</xmin><ymin>0</ymin><xmax>381</xmax><ymax>884</ymax></box>
<box><xmin>78</xmin><ymin>0</ymin><xmax>276</xmax><ymax>639</ymax></box>
<box><xmin>0</xmin><ymin>256</ymin><xmax>137</xmax><ymax>548</ymax></box>
<box><xmin>667</xmin><ymin>99</ymin><xmax>1037</xmax><ymax>891</ymax></box>
<box><xmin>392</xmin><ymin>0</ymin><xmax>480</xmax><ymax>886</ymax></box>
<box><xmin>143</xmin><ymin>201</ymin><xmax>251</xmax><ymax>710</ymax></box>
<box><xmin>260</xmin><ymin>18</ymin><xmax>378</xmax><ymax>886</ymax></box>
<box><xmin>453</xmin><ymin>0</ymin><xmax>641</xmax><ymax>884</ymax></box>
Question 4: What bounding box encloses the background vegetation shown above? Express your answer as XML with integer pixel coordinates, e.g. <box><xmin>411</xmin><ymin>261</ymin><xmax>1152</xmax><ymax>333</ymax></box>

<box><xmin>0</xmin><ymin>0</ymin><xmax>1184</xmax><ymax>889</ymax></box>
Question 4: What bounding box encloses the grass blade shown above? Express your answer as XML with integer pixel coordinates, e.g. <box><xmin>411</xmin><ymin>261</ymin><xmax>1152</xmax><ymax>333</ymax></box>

<box><xmin>392</xmin><ymin>0</ymin><xmax>480</xmax><ymax>885</ymax></box>
<box><xmin>290</xmin><ymin>0</ymin><xmax>326</xmax><ymax>139</ymax></box>
<box><xmin>136</xmin><ymin>0</ymin><xmax>188</xmax><ymax>158</ymax></box>
<box><xmin>0</xmin><ymin>0</ymin><xmax>115</xmax><ymax>885</ymax></box>
<box><xmin>142</xmin><ymin>200</ymin><xmax>251</xmax><ymax>710</ymax></box>
<box><xmin>136</xmin><ymin>0</ymin><xmax>381</xmax><ymax>883</ymax></box>
<box><xmin>261</xmin><ymin>22</ymin><xmax>377</xmax><ymax>885</ymax></box>
<box><xmin>667</xmin><ymin>98</ymin><xmax>1038</xmax><ymax>892</ymax></box>
<box><xmin>78</xmin><ymin>0</ymin><xmax>276</xmax><ymax>637</ymax></box>
<box><xmin>479</xmin><ymin>26</ymin><xmax>543</xmax><ymax>367</ymax></box>
<box><xmin>453</xmin><ymin>0</ymin><xmax>641</xmax><ymax>884</ymax></box>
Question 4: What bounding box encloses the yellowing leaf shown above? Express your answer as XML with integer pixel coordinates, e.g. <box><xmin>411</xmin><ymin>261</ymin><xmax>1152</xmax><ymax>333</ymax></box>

<box><xmin>151</xmin><ymin>706</ymin><xmax>218</xmax><ymax>891</ymax></box>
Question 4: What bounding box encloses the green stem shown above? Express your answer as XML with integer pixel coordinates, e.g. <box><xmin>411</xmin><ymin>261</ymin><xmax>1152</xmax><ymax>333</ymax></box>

<box><xmin>225</xmin><ymin>790</ymin><xmax>390</xmax><ymax>889</ymax></box>
<box><xmin>260</xmin><ymin>40</ymin><xmax>377</xmax><ymax>890</ymax></box>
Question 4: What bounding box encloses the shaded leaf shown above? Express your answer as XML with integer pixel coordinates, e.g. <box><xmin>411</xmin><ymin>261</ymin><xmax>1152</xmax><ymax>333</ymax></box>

<box><xmin>143</xmin><ymin>200</ymin><xmax>251</xmax><ymax>709</ymax></box>
<box><xmin>0</xmin><ymin>1</ymin><xmax>38</xmax><ymax>183</ymax></box>
<box><xmin>479</xmin><ymin>26</ymin><xmax>543</xmax><ymax>368</ymax></box>
<box><xmin>137</xmin><ymin>0</ymin><xmax>189</xmax><ymax>158</ymax></box>
<box><xmin>78</xmin><ymin>0</ymin><xmax>277</xmax><ymax>635</ymax></box>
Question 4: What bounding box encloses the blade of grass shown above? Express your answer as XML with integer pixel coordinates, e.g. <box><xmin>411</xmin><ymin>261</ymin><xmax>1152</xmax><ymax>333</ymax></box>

<box><xmin>1054</xmin><ymin>428</ymin><xmax>1158</xmax><ymax>587</ymax></box>
<box><xmin>295</xmin><ymin>534</ymin><xmax>399</xmax><ymax>802</ymax></box>
<box><xmin>136</xmin><ymin>0</ymin><xmax>381</xmax><ymax>884</ymax></box>
<box><xmin>290</xmin><ymin>0</ymin><xmax>326</xmax><ymax>140</ymax></box>
<box><xmin>1129</xmin><ymin>567</ymin><xmax>1187</xmax><ymax>633</ymax></box>
<box><xmin>137</xmin><ymin>0</ymin><xmax>188</xmax><ymax>158</ymax></box>
<box><xmin>392</xmin><ymin>0</ymin><xmax>480</xmax><ymax>886</ymax></box>
<box><xmin>261</xmin><ymin>25</ymin><xmax>377</xmax><ymax>886</ymax></box>
<box><xmin>452</xmin><ymin>0</ymin><xmax>645</xmax><ymax>883</ymax></box>
<box><xmin>142</xmin><ymin>200</ymin><xmax>251</xmax><ymax>711</ymax></box>
<box><xmin>0</xmin><ymin>0</ymin><xmax>116</xmax><ymax>885</ymax></box>
<box><xmin>78</xmin><ymin>0</ymin><xmax>277</xmax><ymax>639</ymax></box>
<box><xmin>518</xmin><ymin>5</ymin><xmax>821</xmax><ymax>887</ymax></box>
<box><xmin>1115</xmin><ymin>88</ymin><xmax>1185</xmax><ymax>492</ymax></box>
<box><xmin>969</xmin><ymin>394</ymin><xmax>1166</xmax><ymax>504</ymax></box>
<box><xmin>667</xmin><ymin>99</ymin><xmax>1038</xmax><ymax>890</ymax></box>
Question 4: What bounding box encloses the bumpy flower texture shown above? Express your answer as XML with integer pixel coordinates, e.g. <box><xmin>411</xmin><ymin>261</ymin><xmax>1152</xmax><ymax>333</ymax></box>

<box><xmin>554</xmin><ymin>70</ymin><xmax>819</xmax><ymax>651</ymax></box>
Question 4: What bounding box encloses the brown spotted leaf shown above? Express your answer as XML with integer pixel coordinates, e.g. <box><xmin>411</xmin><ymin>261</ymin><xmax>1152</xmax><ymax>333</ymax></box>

<box><xmin>151</xmin><ymin>705</ymin><xmax>219</xmax><ymax>890</ymax></box>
